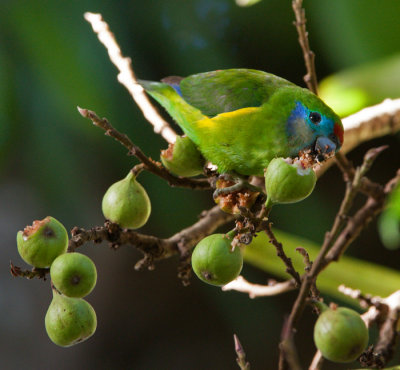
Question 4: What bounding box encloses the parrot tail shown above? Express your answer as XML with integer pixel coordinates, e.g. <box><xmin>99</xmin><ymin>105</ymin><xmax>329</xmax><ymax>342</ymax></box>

<box><xmin>138</xmin><ymin>79</ymin><xmax>205</xmax><ymax>144</ymax></box>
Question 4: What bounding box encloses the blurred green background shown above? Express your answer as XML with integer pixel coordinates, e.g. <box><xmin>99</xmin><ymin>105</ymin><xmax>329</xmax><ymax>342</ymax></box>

<box><xmin>1</xmin><ymin>0</ymin><xmax>400</xmax><ymax>369</ymax></box>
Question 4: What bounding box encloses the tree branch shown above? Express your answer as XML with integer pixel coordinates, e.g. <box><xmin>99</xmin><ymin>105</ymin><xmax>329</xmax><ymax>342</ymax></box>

<box><xmin>317</xmin><ymin>98</ymin><xmax>400</xmax><ymax>177</ymax></box>
<box><xmin>12</xmin><ymin>206</ymin><xmax>233</xmax><ymax>281</ymax></box>
<box><xmin>84</xmin><ymin>12</ymin><xmax>177</xmax><ymax>144</ymax></box>
<box><xmin>78</xmin><ymin>107</ymin><xmax>211</xmax><ymax>190</ymax></box>
<box><xmin>292</xmin><ymin>0</ymin><xmax>318</xmax><ymax>94</ymax></box>
<box><xmin>279</xmin><ymin>161</ymin><xmax>400</xmax><ymax>369</ymax></box>
<box><xmin>263</xmin><ymin>222</ymin><xmax>302</xmax><ymax>286</ymax></box>
<box><xmin>222</xmin><ymin>276</ymin><xmax>296</xmax><ymax>298</ymax></box>
<box><xmin>308</xmin><ymin>350</ymin><xmax>324</xmax><ymax>370</ymax></box>
<box><xmin>283</xmin><ymin>5</ymin><xmax>400</xmax><ymax>368</ymax></box>
<box><xmin>234</xmin><ymin>334</ymin><xmax>251</xmax><ymax>370</ymax></box>
<box><xmin>341</xmin><ymin>98</ymin><xmax>400</xmax><ymax>154</ymax></box>
<box><xmin>9</xmin><ymin>262</ymin><xmax>48</xmax><ymax>280</ymax></box>
<box><xmin>320</xmin><ymin>169</ymin><xmax>399</xmax><ymax>269</ymax></box>
<box><xmin>338</xmin><ymin>284</ymin><xmax>381</xmax><ymax>309</ymax></box>
<box><xmin>339</xmin><ymin>288</ymin><xmax>400</xmax><ymax>368</ymax></box>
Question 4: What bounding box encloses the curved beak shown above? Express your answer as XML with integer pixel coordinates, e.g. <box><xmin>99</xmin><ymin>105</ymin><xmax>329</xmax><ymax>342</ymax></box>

<box><xmin>314</xmin><ymin>134</ymin><xmax>339</xmax><ymax>161</ymax></box>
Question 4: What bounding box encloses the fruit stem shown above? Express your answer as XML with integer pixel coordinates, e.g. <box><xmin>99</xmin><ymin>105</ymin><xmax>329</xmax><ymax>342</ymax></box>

<box><xmin>310</xmin><ymin>299</ymin><xmax>329</xmax><ymax>313</ymax></box>
<box><xmin>131</xmin><ymin>163</ymin><xmax>145</xmax><ymax>178</ymax></box>
<box><xmin>225</xmin><ymin>229</ymin><xmax>237</xmax><ymax>240</ymax></box>
<box><xmin>265</xmin><ymin>196</ymin><xmax>274</xmax><ymax>210</ymax></box>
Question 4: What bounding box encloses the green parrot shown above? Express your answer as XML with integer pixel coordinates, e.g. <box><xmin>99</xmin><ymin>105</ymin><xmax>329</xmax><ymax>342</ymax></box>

<box><xmin>140</xmin><ymin>69</ymin><xmax>344</xmax><ymax>177</ymax></box>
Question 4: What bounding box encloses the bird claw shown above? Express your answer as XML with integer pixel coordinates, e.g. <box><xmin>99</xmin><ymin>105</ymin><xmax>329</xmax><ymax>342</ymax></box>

<box><xmin>213</xmin><ymin>174</ymin><xmax>263</xmax><ymax>198</ymax></box>
<box><xmin>212</xmin><ymin>174</ymin><xmax>264</xmax><ymax>214</ymax></box>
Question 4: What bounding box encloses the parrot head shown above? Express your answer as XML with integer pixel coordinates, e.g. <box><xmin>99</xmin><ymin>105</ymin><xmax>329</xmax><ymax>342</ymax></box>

<box><xmin>283</xmin><ymin>88</ymin><xmax>344</xmax><ymax>163</ymax></box>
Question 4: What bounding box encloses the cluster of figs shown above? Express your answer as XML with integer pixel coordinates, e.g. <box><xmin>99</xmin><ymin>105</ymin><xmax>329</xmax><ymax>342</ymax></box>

<box><xmin>15</xmin><ymin>136</ymin><xmax>369</xmax><ymax>363</ymax></box>
<box><xmin>17</xmin><ymin>217</ymin><xmax>97</xmax><ymax>347</ymax></box>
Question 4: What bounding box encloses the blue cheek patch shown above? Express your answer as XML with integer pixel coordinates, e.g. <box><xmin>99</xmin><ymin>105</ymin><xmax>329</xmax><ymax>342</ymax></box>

<box><xmin>287</xmin><ymin>101</ymin><xmax>335</xmax><ymax>137</ymax></box>
<box><xmin>286</xmin><ymin>101</ymin><xmax>307</xmax><ymax>136</ymax></box>
<box><xmin>285</xmin><ymin>100</ymin><xmax>339</xmax><ymax>159</ymax></box>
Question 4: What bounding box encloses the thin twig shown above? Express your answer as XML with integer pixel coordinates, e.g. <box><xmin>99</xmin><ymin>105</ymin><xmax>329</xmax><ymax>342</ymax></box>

<box><xmin>280</xmin><ymin>318</ymin><xmax>303</xmax><ymax>370</ymax></box>
<box><xmin>263</xmin><ymin>222</ymin><xmax>301</xmax><ymax>286</ymax></box>
<box><xmin>84</xmin><ymin>12</ymin><xmax>177</xmax><ymax>143</ymax></box>
<box><xmin>361</xmin><ymin>306</ymin><xmax>381</xmax><ymax>329</ymax></box>
<box><xmin>296</xmin><ymin>247</ymin><xmax>319</xmax><ymax>299</ymax></box>
<box><xmin>372</xmin><ymin>308</ymin><xmax>400</xmax><ymax>365</ymax></box>
<box><xmin>78</xmin><ymin>107</ymin><xmax>211</xmax><ymax>190</ymax></box>
<box><xmin>358</xmin><ymin>290</ymin><xmax>400</xmax><ymax>367</ymax></box>
<box><xmin>308</xmin><ymin>350</ymin><xmax>324</xmax><ymax>370</ymax></box>
<box><xmin>9</xmin><ymin>262</ymin><xmax>48</xmax><ymax>280</ymax></box>
<box><xmin>312</xmin><ymin>146</ymin><xmax>387</xmax><ymax>272</ymax></box>
<box><xmin>222</xmin><ymin>276</ymin><xmax>296</xmax><ymax>298</ymax></box>
<box><xmin>234</xmin><ymin>334</ymin><xmax>251</xmax><ymax>370</ymax></box>
<box><xmin>292</xmin><ymin>0</ymin><xmax>318</xmax><ymax>94</ymax></box>
<box><xmin>295</xmin><ymin>247</ymin><xmax>312</xmax><ymax>273</ymax></box>
<box><xmin>320</xmin><ymin>171</ymin><xmax>400</xmax><ymax>269</ymax></box>
<box><xmin>334</xmin><ymin>151</ymin><xmax>384</xmax><ymax>199</ymax></box>
<box><xmin>322</xmin><ymin>191</ymin><xmax>391</xmax><ymax>267</ymax></box>
<box><xmin>338</xmin><ymin>284</ymin><xmax>381</xmax><ymax>309</ymax></box>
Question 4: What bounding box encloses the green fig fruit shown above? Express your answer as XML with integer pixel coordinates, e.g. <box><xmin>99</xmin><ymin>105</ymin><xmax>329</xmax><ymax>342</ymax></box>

<box><xmin>264</xmin><ymin>158</ymin><xmax>317</xmax><ymax>207</ymax></box>
<box><xmin>161</xmin><ymin>136</ymin><xmax>205</xmax><ymax>177</ymax></box>
<box><xmin>45</xmin><ymin>291</ymin><xmax>97</xmax><ymax>347</ymax></box>
<box><xmin>102</xmin><ymin>171</ymin><xmax>151</xmax><ymax>229</ymax></box>
<box><xmin>191</xmin><ymin>232</ymin><xmax>243</xmax><ymax>286</ymax></box>
<box><xmin>17</xmin><ymin>216</ymin><xmax>68</xmax><ymax>268</ymax></box>
<box><xmin>50</xmin><ymin>253</ymin><xmax>97</xmax><ymax>298</ymax></box>
<box><xmin>314</xmin><ymin>305</ymin><xmax>369</xmax><ymax>363</ymax></box>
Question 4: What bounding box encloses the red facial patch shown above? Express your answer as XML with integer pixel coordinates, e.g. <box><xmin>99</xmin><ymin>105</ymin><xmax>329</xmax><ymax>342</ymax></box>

<box><xmin>334</xmin><ymin>122</ymin><xmax>344</xmax><ymax>145</ymax></box>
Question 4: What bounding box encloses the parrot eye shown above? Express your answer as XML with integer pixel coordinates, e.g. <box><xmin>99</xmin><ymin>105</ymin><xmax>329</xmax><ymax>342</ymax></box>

<box><xmin>309</xmin><ymin>112</ymin><xmax>322</xmax><ymax>124</ymax></box>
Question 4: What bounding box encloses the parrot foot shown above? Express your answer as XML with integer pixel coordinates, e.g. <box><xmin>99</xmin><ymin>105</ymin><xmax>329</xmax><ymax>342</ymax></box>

<box><xmin>213</xmin><ymin>174</ymin><xmax>263</xmax><ymax>198</ymax></box>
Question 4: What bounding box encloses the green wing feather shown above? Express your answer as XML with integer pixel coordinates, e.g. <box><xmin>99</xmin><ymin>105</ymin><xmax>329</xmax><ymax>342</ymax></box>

<box><xmin>180</xmin><ymin>69</ymin><xmax>294</xmax><ymax>117</ymax></box>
